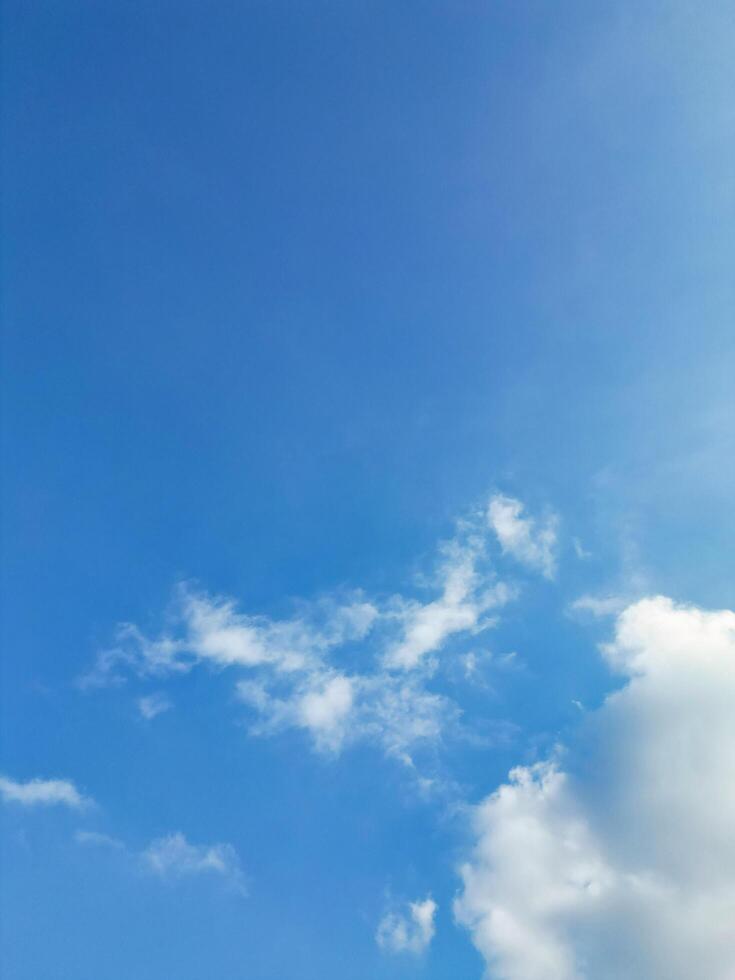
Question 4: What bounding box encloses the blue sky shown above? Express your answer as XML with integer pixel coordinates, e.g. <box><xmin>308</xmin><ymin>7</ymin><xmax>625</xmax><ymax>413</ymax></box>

<box><xmin>2</xmin><ymin>3</ymin><xmax>734</xmax><ymax>978</ymax></box>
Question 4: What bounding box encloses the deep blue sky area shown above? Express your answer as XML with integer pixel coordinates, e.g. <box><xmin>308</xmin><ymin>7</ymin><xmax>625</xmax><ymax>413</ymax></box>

<box><xmin>2</xmin><ymin>3</ymin><xmax>734</xmax><ymax>979</ymax></box>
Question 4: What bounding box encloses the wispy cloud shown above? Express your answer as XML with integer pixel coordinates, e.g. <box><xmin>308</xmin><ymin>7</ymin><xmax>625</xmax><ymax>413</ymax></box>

<box><xmin>137</xmin><ymin>692</ymin><xmax>172</xmax><ymax>720</ymax></box>
<box><xmin>572</xmin><ymin>537</ymin><xmax>591</xmax><ymax>560</ymax></box>
<box><xmin>75</xmin><ymin>829</ymin><xmax>124</xmax><ymax>849</ymax></box>
<box><xmin>75</xmin><ymin>827</ymin><xmax>246</xmax><ymax>894</ymax></box>
<box><xmin>376</xmin><ymin>896</ymin><xmax>437</xmax><ymax>954</ymax></box>
<box><xmin>569</xmin><ymin>593</ymin><xmax>627</xmax><ymax>617</ymax></box>
<box><xmin>80</xmin><ymin>586</ymin><xmax>380</xmax><ymax>688</ymax></box>
<box><xmin>236</xmin><ymin>669</ymin><xmax>459</xmax><ymax>767</ymax></box>
<box><xmin>0</xmin><ymin>775</ymin><xmax>91</xmax><ymax>809</ymax></box>
<box><xmin>487</xmin><ymin>494</ymin><xmax>559</xmax><ymax>579</ymax></box>
<box><xmin>385</xmin><ymin>534</ymin><xmax>513</xmax><ymax>670</ymax></box>
<box><xmin>81</xmin><ymin>503</ymin><xmax>522</xmax><ymax>781</ymax></box>
<box><xmin>142</xmin><ymin>832</ymin><xmax>246</xmax><ymax>893</ymax></box>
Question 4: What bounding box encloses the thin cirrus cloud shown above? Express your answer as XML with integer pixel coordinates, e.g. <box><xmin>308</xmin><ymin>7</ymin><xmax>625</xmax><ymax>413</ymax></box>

<box><xmin>455</xmin><ymin>596</ymin><xmax>735</xmax><ymax>980</ymax></box>
<box><xmin>75</xmin><ymin>830</ymin><xmax>125</xmax><ymax>849</ymax></box>
<box><xmin>0</xmin><ymin>775</ymin><xmax>91</xmax><ymax>809</ymax></box>
<box><xmin>79</xmin><ymin>504</ymin><xmax>522</xmax><ymax>776</ymax></box>
<box><xmin>137</xmin><ymin>692</ymin><xmax>172</xmax><ymax>720</ymax></box>
<box><xmin>76</xmin><ymin>828</ymin><xmax>246</xmax><ymax>893</ymax></box>
<box><xmin>487</xmin><ymin>494</ymin><xmax>559</xmax><ymax>580</ymax></box>
<box><xmin>376</xmin><ymin>895</ymin><xmax>437</xmax><ymax>955</ymax></box>
<box><xmin>569</xmin><ymin>593</ymin><xmax>628</xmax><ymax>617</ymax></box>
<box><xmin>142</xmin><ymin>832</ymin><xmax>246</xmax><ymax>893</ymax></box>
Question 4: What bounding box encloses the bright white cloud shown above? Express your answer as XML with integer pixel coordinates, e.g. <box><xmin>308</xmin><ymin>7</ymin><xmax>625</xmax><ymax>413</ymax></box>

<box><xmin>142</xmin><ymin>832</ymin><xmax>246</xmax><ymax>892</ymax></box>
<box><xmin>137</xmin><ymin>692</ymin><xmax>172</xmax><ymax>720</ymax></box>
<box><xmin>455</xmin><ymin>596</ymin><xmax>735</xmax><ymax>980</ymax></box>
<box><xmin>487</xmin><ymin>494</ymin><xmax>558</xmax><ymax>579</ymax></box>
<box><xmin>0</xmin><ymin>775</ymin><xmax>90</xmax><ymax>809</ymax></box>
<box><xmin>376</xmin><ymin>896</ymin><xmax>437</xmax><ymax>954</ymax></box>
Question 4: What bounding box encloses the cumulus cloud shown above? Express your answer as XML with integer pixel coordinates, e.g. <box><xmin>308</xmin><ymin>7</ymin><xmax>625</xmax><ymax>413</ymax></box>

<box><xmin>142</xmin><ymin>832</ymin><xmax>246</xmax><ymax>893</ymax></box>
<box><xmin>0</xmin><ymin>775</ymin><xmax>90</xmax><ymax>809</ymax></box>
<box><xmin>455</xmin><ymin>596</ymin><xmax>735</xmax><ymax>980</ymax></box>
<box><xmin>137</xmin><ymin>692</ymin><xmax>172</xmax><ymax>720</ymax></box>
<box><xmin>376</xmin><ymin>896</ymin><xmax>437</xmax><ymax>954</ymax></box>
<box><xmin>487</xmin><ymin>495</ymin><xmax>558</xmax><ymax>579</ymax></box>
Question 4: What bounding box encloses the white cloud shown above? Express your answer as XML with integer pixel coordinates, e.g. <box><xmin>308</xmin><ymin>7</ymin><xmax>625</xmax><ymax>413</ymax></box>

<box><xmin>455</xmin><ymin>596</ymin><xmax>735</xmax><ymax>980</ymax></box>
<box><xmin>223</xmin><ymin>531</ymin><xmax>500</xmax><ymax>766</ymax></box>
<box><xmin>569</xmin><ymin>593</ymin><xmax>627</xmax><ymax>617</ymax></box>
<box><xmin>81</xmin><ymin>585</ymin><xmax>380</xmax><ymax>688</ymax></box>
<box><xmin>82</xmin><ymin>505</ymin><xmax>518</xmax><ymax>779</ymax></box>
<box><xmin>142</xmin><ymin>832</ymin><xmax>246</xmax><ymax>893</ymax></box>
<box><xmin>237</xmin><ymin>672</ymin><xmax>357</xmax><ymax>754</ymax></box>
<box><xmin>0</xmin><ymin>775</ymin><xmax>90</xmax><ymax>809</ymax></box>
<box><xmin>376</xmin><ymin>896</ymin><xmax>437</xmax><ymax>954</ymax></box>
<box><xmin>296</xmin><ymin>674</ymin><xmax>354</xmax><ymax>751</ymax></box>
<box><xmin>137</xmin><ymin>692</ymin><xmax>172</xmax><ymax>720</ymax></box>
<box><xmin>487</xmin><ymin>494</ymin><xmax>558</xmax><ymax>579</ymax></box>
<box><xmin>385</xmin><ymin>536</ymin><xmax>513</xmax><ymax>670</ymax></box>
<box><xmin>356</xmin><ymin>674</ymin><xmax>459</xmax><ymax>767</ymax></box>
<box><xmin>237</xmin><ymin>669</ymin><xmax>459</xmax><ymax>767</ymax></box>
